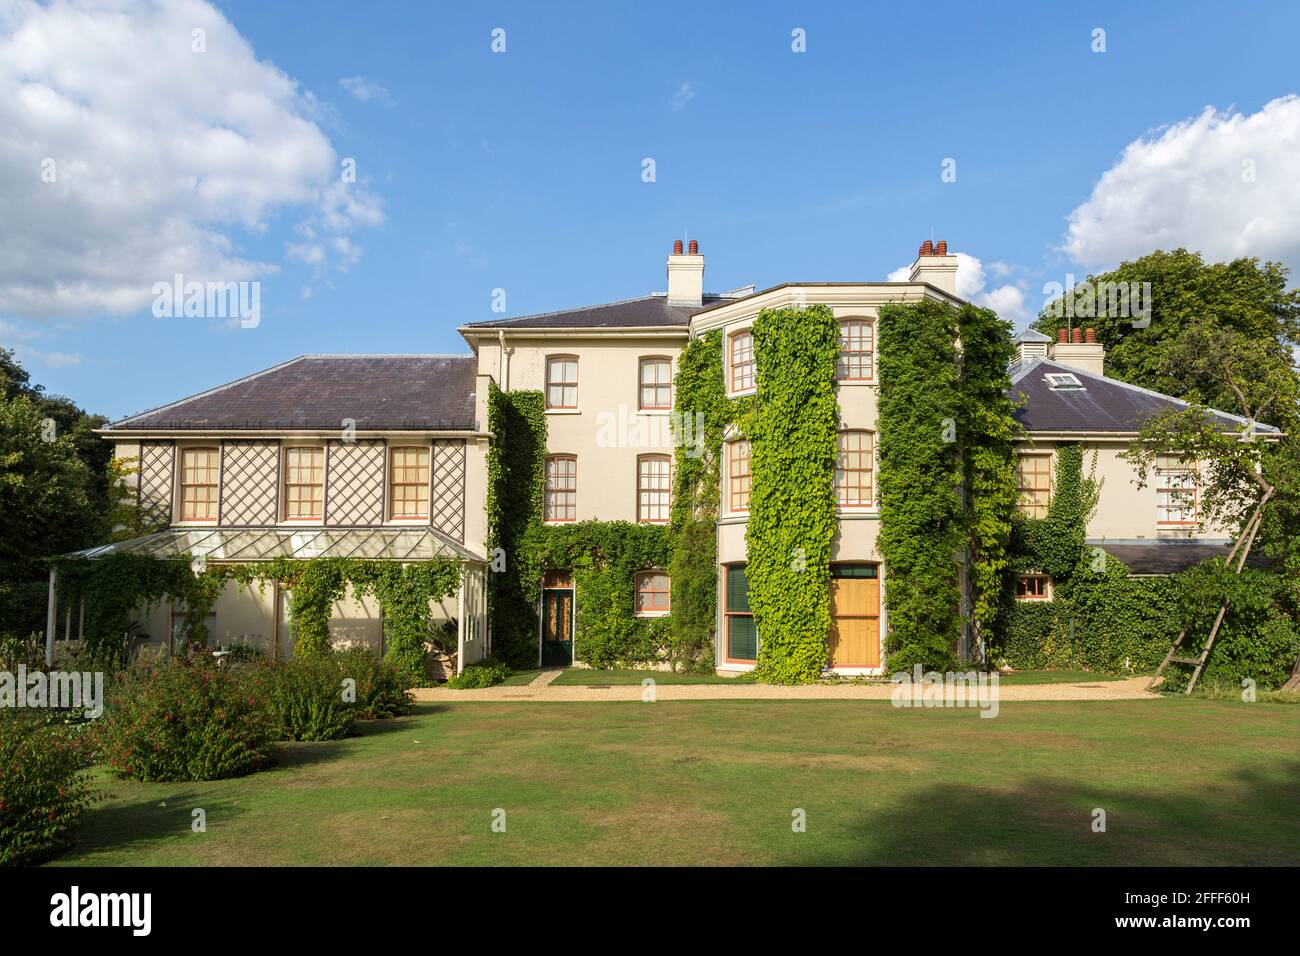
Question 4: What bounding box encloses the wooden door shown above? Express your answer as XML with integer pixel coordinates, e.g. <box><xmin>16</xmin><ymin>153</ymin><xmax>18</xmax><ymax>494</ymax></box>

<box><xmin>828</xmin><ymin>566</ymin><xmax>880</xmax><ymax>667</ymax></box>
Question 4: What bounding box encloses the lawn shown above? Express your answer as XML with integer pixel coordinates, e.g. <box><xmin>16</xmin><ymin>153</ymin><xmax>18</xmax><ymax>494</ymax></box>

<box><xmin>54</xmin><ymin>699</ymin><xmax>1299</xmax><ymax>866</ymax></box>
<box><xmin>550</xmin><ymin>668</ymin><xmax>754</xmax><ymax>685</ymax></box>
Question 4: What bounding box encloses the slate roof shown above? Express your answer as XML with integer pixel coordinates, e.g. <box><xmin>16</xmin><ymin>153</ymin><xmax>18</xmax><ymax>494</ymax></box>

<box><xmin>461</xmin><ymin>293</ymin><xmax>733</xmax><ymax>330</ymax></box>
<box><xmin>1096</xmin><ymin>540</ymin><xmax>1273</xmax><ymax>575</ymax></box>
<box><xmin>1009</xmin><ymin>359</ymin><xmax>1278</xmax><ymax>434</ymax></box>
<box><xmin>104</xmin><ymin>355</ymin><xmax>479</xmax><ymax>431</ymax></box>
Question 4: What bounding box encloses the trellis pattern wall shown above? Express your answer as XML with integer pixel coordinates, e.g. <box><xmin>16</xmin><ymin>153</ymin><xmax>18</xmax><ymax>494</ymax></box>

<box><xmin>326</xmin><ymin>439</ymin><xmax>386</xmax><ymax>526</ymax></box>
<box><xmin>138</xmin><ymin>442</ymin><xmax>174</xmax><ymax>528</ymax></box>
<box><xmin>432</xmin><ymin>439</ymin><xmax>467</xmax><ymax>542</ymax></box>
<box><xmin>220</xmin><ymin>441</ymin><xmax>280</xmax><ymax>526</ymax></box>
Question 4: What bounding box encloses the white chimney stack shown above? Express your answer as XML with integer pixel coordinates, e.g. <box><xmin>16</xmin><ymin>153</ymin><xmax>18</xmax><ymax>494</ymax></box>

<box><xmin>1049</xmin><ymin>327</ymin><xmax>1105</xmax><ymax>376</ymax></box>
<box><xmin>907</xmin><ymin>239</ymin><xmax>958</xmax><ymax>296</ymax></box>
<box><xmin>666</xmin><ymin>239</ymin><xmax>704</xmax><ymax>306</ymax></box>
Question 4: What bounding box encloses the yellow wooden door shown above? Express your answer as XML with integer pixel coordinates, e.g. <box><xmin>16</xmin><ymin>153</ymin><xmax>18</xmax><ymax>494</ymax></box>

<box><xmin>828</xmin><ymin>572</ymin><xmax>880</xmax><ymax>667</ymax></box>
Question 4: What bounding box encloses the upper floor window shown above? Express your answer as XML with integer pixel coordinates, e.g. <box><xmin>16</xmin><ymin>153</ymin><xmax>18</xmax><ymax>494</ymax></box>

<box><xmin>546</xmin><ymin>356</ymin><xmax>579</xmax><ymax>409</ymax></box>
<box><xmin>724</xmin><ymin>564</ymin><xmax>757</xmax><ymax>662</ymax></box>
<box><xmin>836</xmin><ymin>319</ymin><xmax>874</xmax><ymax>382</ymax></box>
<box><xmin>389</xmin><ymin>446</ymin><xmax>430</xmax><ymax>520</ymax></box>
<box><xmin>634</xmin><ymin>570</ymin><xmax>671</xmax><ymax>617</ymax></box>
<box><xmin>1156</xmin><ymin>455</ymin><xmax>1199</xmax><ymax>526</ymax></box>
<box><xmin>178</xmin><ymin>447</ymin><xmax>219</xmax><ymax>521</ymax></box>
<box><xmin>835</xmin><ymin>430</ymin><xmax>874</xmax><ymax>507</ymax></box>
<box><xmin>283</xmin><ymin>446</ymin><xmax>324</xmax><ymax>520</ymax></box>
<box><xmin>637</xmin><ymin>454</ymin><xmax>671</xmax><ymax>523</ymax></box>
<box><xmin>639</xmin><ymin>357</ymin><xmax>673</xmax><ymax>410</ymax></box>
<box><xmin>1016</xmin><ymin>453</ymin><xmax>1052</xmax><ymax>518</ymax></box>
<box><xmin>544</xmin><ymin>454</ymin><xmax>577</xmax><ymax>522</ymax></box>
<box><xmin>728</xmin><ymin>439</ymin><xmax>752</xmax><ymax>513</ymax></box>
<box><xmin>729</xmin><ymin>330</ymin><xmax>756</xmax><ymax>393</ymax></box>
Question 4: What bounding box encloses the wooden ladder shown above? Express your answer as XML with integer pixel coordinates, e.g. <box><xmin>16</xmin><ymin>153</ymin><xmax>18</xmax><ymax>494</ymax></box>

<box><xmin>1148</xmin><ymin>499</ymin><xmax>1266</xmax><ymax>695</ymax></box>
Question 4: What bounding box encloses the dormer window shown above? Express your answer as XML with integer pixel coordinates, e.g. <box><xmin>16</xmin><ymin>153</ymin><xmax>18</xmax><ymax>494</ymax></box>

<box><xmin>1044</xmin><ymin>372</ymin><xmax>1084</xmax><ymax>390</ymax></box>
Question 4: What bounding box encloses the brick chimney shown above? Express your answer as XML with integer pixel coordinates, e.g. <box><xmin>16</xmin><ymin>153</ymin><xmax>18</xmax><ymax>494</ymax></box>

<box><xmin>907</xmin><ymin>239</ymin><xmax>958</xmax><ymax>296</ymax></box>
<box><xmin>666</xmin><ymin>238</ymin><xmax>704</xmax><ymax>306</ymax></box>
<box><xmin>1049</xmin><ymin>327</ymin><xmax>1105</xmax><ymax>376</ymax></box>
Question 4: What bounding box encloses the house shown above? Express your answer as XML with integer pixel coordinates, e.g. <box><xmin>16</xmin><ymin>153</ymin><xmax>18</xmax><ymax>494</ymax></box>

<box><xmin>52</xmin><ymin>239</ymin><xmax>1274</xmax><ymax>676</ymax></box>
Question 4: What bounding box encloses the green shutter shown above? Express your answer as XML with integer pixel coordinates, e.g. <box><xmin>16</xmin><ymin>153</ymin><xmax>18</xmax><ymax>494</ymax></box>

<box><xmin>726</xmin><ymin>565</ymin><xmax>751</xmax><ymax>612</ymax></box>
<box><xmin>728</xmin><ymin>616</ymin><xmax>757</xmax><ymax>661</ymax></box>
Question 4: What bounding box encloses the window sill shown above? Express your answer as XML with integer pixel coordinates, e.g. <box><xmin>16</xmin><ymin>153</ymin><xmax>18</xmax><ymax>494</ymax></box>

<box><xmin>545</xmin><ymin>409</ymin><xmax>582</xmax><ymax>416</ymax></box>
<box><xmin>635</xmin><ymin>611</ymin><xmax>670</xmax><ymax>619</ymax></box>
<box><xmin>636</xmin><ymin>409</ymin><xmax>672</xmax><ymax>416</ymax></box>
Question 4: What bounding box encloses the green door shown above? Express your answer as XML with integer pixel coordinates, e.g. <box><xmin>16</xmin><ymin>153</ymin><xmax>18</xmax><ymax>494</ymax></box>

<box><xmin>541</xmin><ymin>588</ymin><xmax>574</xmax><ymax>665</ymax></box>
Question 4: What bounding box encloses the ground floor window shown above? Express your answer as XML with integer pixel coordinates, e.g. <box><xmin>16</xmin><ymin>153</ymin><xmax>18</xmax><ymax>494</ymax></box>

<box><xmin>724</xmin><ymin>565</ymin><xmax>756</xmax><ymax>662</ymax></box>
<box><xmin>1016</xmin><ymin>573</ymin><xmax>1052</xmax><ymax>601</ymax></box>
<box><xmin>634</xmin><ymin>570</ymin><xmax>670</xmax><ymax>616</ymax></box>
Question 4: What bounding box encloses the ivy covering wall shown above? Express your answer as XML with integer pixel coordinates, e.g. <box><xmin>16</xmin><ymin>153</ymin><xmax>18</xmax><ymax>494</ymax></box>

<box><xmin>876</xmin><ymin>301</ymin><xmax>965</xmax><ymax>671</ymax></box>
<box><xmin>745</xmin><ymin>305</ymin><xmax>840</xmax><ymax>683</ymax></box>
<box><xmin>53</xmin><ymin>553</ymin><xmax>460</xmax><ymax>683</ymax></box>
<box><xmin>668</xmin><ymin>330</ymin><xmax>752</xmax><ymax>671</ymax></box>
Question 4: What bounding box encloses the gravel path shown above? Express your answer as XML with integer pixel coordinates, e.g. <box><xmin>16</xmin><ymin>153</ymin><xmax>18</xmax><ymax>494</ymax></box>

<box><xmin>415</xmin><ymin>675</ymin><xmax>1157</xmax><ymax>703</ymax></box>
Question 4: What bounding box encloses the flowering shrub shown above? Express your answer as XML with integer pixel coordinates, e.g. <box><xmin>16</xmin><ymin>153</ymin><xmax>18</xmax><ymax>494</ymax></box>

<box><xmin>334</xmin><ymin>646</ymin><xmax>413</xmax><ymax>719</ymax></box>
<box><xmin>0</xmin><ymin>713</ymin><xmax>96</xmax><ymax>866</ymax></box>
<box><xmin>267</xmin><ymin>655</ymin><xmax>357</xmax><ymax>741</ymax></box>
<box><xmin>98</xmin><ymin>655</ymin><xmax>276</xmax><ymax>782</ymax></box>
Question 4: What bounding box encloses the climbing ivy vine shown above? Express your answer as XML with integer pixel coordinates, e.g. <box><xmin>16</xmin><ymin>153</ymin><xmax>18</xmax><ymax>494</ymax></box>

<box><xmin>876</xmin><ymin>300</ymin><xmax>965</xmax><ymax>671</ymax></box>
<box><xmin>746</xmin><ymin>304</ymin><xmax>840</xmax><ymax>684</ymax></box>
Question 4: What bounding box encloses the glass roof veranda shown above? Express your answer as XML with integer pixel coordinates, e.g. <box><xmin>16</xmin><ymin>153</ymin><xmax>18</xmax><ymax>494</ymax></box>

<box><xmin>65</xmin><ymin>527</ymin><xmax>485</xmax><ymax>565</ymax></box>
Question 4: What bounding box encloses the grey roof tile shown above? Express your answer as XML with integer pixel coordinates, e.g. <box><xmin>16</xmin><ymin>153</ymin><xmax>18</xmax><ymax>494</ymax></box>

<box><xmin>1096</xmin><ymin>540</ymin><xmax>1273</xmax><ymax>574</ymax></box>
<box><xmin>461</xmin><ymin>294</ymin><xmax>729</xmax><ymax>330</ymax></box>
<box><xmin>105</xmin><ymin>355</ymin><xmax>479</xmax><ymax>431</ymax></box>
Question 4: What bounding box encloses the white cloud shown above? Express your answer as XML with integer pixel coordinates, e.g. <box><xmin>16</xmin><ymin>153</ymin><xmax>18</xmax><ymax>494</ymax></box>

<box><xmin>671</xmin><ymin>81</ymin><xmax>695</xmax><ymax>113</ymax></box>
<box><xmin>887</xmin><ymin>252</ymin><xmax>1029</xmax><ymax>322</ymax></box>
<box><xmin>0</xmin><ymin>0</ymin><xmax>383</xmax><ymax>321</ymax></box>
<box><xmin>1062</xmin><ymin>95</ymin><xmax>1300</xmax><ymax>274</ymax></box>
<box><xmin>338</xmin><ymin>75</ymin><xmax>394</xmax><ymax>106</ymax></box>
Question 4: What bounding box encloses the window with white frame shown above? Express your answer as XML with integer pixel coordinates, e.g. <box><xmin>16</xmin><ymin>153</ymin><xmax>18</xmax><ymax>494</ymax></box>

<box><xmin>1016</xmin><ymin>574</ymin><xmax>1052</xmax><ymax>601</ymax></box>
<box><xmin>639</xmin><ymin>357</ymin><xmax>672</xmax><ymax>410</ymax></box>
<box><xmin>1016</xmin><ymin>453</ymin><xmax>1052</xmax><ymax>518</ymax></box>
<box><xmin>634</xmin><ymin>570</ymin><xmax>671</xmax><ymax>616</ymax></box>
<box><xmin>835</xmin><ymin>430</ymin><xmax>874</xmax><ymax>507</ymax></box>
<box><xmin>283</xmin><ymin>446</ymin><xmax>325</xmax><ymax>520</ymax></box>
<box><xmin>544</xmin><ymin>455</ymin><xmax>577</xmax><ymax>522</ymax></box>
<box><xmin>1156</xmin><ymin>454</ymin><xmax>1199</xmax><ymax>526</ymax></box>
<box><xmin>179</xmin><ymin>447</ymin><xmax>219</xmax><ymax>521</ymax></box>
<box><xmin>637</xmin><ymin>454</ymin><xmax>671</xmax><ymax>523</ymax></box>
<box><xmin>836</xmin><ymin>319</ymin><xmax>874</xmax><ymax>382</ymax></box>
<box><xmin>389</xmin><ymin>446</ymin><xmax>430</xmax><ymax>519</ymax></box>
<box><xmin>729</xmin><ymin>330</ymin><xmax>755</xmax><ymax>393</ymax></box>
<box><xmin>546</xmin><ymin>356</ymin><xmax>579</xmax><ymax>409</ymax></box>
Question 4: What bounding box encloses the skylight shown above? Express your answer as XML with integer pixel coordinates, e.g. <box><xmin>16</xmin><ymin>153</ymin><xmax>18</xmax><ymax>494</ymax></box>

<box><xmin>1044</xmin><ymin>372</ymin><xmax>1084</xmax><ymax>390</ymax></box>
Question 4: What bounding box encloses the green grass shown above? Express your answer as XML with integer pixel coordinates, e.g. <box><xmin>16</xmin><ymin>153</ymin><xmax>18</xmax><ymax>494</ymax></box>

<box><xmin>997</xmin><ymin>670</ymin><xmax>1127</xmax><ymax>686</ymax></box>
<box><xmin>551</xmin><ymin>668</ymin><xmax>755</xmax><ymax>685</ymax></box>
<box><xmin>499</xmin><ymin>669</ymin><xmax>542</xmax><ymax>686</ymax></box>
<box><xmin>52</xmin><ymin>698</ymin><xmax>1299</xmax><ymax>866</ymax></box>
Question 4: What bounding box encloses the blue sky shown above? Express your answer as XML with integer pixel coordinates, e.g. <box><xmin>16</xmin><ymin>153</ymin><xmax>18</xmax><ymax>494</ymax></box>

<box><xmin>3</xmin><ymin>0</ymin><xmax>1299</xmax><ymax>419</ymax></box>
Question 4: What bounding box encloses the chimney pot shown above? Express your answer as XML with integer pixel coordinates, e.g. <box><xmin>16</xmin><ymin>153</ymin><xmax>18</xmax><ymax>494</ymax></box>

<box><xmin>672</xmin><ymin>240</ymin><xmax>684</xmax><ymax>255</ymax></box>
<box><xmin>688</xmin><ymin>239</ymin><xmax>698</xmax><ymax>255</ymax></box>
<box><xmin>934</xmin><ymin>240</ymin><xmax>947</xmax><ymax>255</ymax></box>
<box><xmin>918</xmin><ymin>240</ymin><xmax>933</xmax><ymax>257</ymax></box>
<box><xmin>1057</xmin><ymin>328</ymin><xmax>1069</xmax><ymax>343</ymax></box>
<box><xmin>1072</xmin><ymin>327</ymin><xmax>1084</xmax><ymax>344</ymax></box>
<box><xmin>1085</xmin><ymin>327</ymin><xmax>1096</xmax><ymax>343</ymax></box>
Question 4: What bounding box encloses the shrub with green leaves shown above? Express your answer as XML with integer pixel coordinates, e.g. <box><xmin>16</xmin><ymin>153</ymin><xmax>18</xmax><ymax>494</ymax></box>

<box><xmin>334</xmin><ymin>646</ymin><xmax>413</xmax><ymax>719</ymax></box>
<box><xmin>99</xmin><ymin>655</ymin><xmax>276</xmax><ymax>782</ymax></box>
<box><xmin>267</xmin><ymin>654</ymin><xmax>357</xmax><ymax>741</ymax></box>
<box><xmin>446</xmin><ymin>659</ymin><xmax>511</xmax><ymax>689</ymax></box>
<box><xmin>0</xmin><ymin>714</ymin><xmax>96</xmax><ymax>866</ymax></box>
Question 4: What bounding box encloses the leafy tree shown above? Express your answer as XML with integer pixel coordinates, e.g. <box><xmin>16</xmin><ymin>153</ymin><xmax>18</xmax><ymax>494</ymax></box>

<box><xmin>1033</xmin><ymin>249</ymin><xmax>1300</xmax><ymax>413</ymax></box>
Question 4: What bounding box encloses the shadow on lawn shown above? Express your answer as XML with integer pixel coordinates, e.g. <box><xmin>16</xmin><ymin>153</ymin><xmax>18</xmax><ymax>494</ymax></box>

<box><xmin>68</xmin><ymin>789</ymin><xmax>250</xmax><ymax>861</ymax></box>
<box><xmin>816</xmin><ymin>760</ymin><xmax>1300</xmax><ymax>866</ymax></box>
